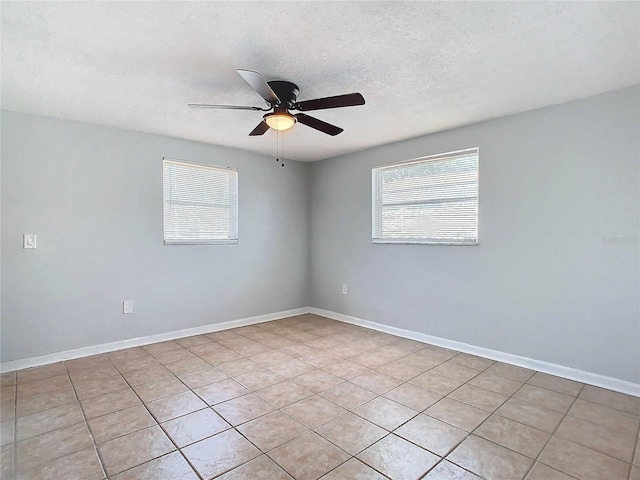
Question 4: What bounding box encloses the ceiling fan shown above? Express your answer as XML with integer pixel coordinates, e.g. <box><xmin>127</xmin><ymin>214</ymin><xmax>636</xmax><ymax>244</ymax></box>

<box><xmin>188</xmin><ymin>69</ymin><xmax>365</xmax><ymax>136</ymax></box>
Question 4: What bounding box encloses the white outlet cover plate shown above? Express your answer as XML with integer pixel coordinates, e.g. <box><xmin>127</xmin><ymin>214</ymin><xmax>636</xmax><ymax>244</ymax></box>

<box><xmin>23</xmin><ymin>234</ymin><xmax>36</xmax><ymax>249</ymax></box>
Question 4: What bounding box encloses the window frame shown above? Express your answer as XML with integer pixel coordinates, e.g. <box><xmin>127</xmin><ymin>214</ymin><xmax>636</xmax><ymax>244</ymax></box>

<box><xmin>371</xmin><ymin>147</ymin><xmax>479</xmax><ymax>246</ymax></box>
<box><xmin>162</xmin><ymin>158</ymin><xmax>239</xmax><ymax>246</ymax></box>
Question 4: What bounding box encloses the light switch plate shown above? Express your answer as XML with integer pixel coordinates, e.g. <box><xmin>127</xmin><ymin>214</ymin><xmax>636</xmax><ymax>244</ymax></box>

<box><xmin>123</xmin><ymin>301</ymin><xmax>133</xmax><ymax>314</ymax></box>
<box><xmin>23</xmin><ymin>234</ymin><xmax>36</xmax><ymax>249</ymax></box>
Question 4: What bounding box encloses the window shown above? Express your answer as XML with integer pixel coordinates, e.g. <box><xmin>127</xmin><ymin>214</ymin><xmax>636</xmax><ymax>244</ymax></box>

<box><xmin>372</xmin><ymin>147</ymin><xmax>479</xmax><ymax>245</ymax></box>
<box><xmin>163</xmin><ymin>159</ymin><xmax>238</xmax><ymax>244</ymax></box>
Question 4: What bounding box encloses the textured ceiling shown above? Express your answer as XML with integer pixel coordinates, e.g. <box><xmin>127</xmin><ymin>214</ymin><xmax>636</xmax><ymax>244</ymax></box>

<box><xmin>2</xmin><ymin>2</ymin><xmax>639</xmax><ymax>162</ymax></box>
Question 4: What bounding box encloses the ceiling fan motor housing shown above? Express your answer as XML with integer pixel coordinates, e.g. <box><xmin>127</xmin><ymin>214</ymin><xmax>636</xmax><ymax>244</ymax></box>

<box><xmin>267</xmin><ymin>80</ymin><xmax>299</xmax><ymax>108</ymax></box>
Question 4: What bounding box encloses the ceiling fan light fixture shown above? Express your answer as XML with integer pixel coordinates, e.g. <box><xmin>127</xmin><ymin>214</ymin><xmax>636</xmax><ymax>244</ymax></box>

<box><xmin>264</xmin><ymin>112</ymin><xmax>296</xmax><ymax>131</ymax></box>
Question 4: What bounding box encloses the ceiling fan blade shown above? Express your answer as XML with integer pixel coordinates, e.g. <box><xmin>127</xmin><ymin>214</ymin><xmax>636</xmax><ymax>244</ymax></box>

<box><xmin>294</xmin><ymin>93</ymin><xmax>365</xmax><ymax>112</ymax></box>
<box><xmin>237</xmin><ymin>69</ymin><xmax>280</xmax><ymax>105</ymax></box>
<box><xmin>188</xmin><ymin>103</ymin><xmax>265</xmax><ymax>111</ymax></box>
<box><xmin>295</xmin><ymin>113</ymin><xmax>343</xmax><ymax>136</ymax></box>
<box><xmin>249</xmin><ymin>121</ymin><xmax>270</xmax><ymax>136</ymax></box>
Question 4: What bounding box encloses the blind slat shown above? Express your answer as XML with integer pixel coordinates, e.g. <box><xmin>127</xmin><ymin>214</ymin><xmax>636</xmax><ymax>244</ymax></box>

<box><xmin>372</xmin><ymin>148</ymin><xmax>479</xmax><ymax>244</ymax></box>
<box><xmin>163</xmin><ymin>160</ymin><xmax>238</xmax><ymax>244</ymax></box>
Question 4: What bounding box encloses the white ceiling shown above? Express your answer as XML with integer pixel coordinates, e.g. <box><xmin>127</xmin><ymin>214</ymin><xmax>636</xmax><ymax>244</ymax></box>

<box><xmin>2</xmin><ymin>2</ymin><xmax>639</xmax><ymax>162</ymax></box>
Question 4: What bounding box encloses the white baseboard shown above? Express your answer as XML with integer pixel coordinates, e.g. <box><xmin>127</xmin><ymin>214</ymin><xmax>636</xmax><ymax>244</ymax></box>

<box><xmin>309</xmin><ymin>307</ymin><xmax>640</xmax><ymax>398</ymax></box>
<box><xmin>3</xmin><ymin>305</ymin><xmax>638</xmax><ymax>398</ymax></box>
<box><xmin>0</xmin><ymin>307</ymin><xmax>308</xmax><ymax>373</ymax></box>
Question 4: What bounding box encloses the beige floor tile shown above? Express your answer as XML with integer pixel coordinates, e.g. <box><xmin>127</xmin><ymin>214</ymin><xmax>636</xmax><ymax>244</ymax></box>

<box><xmin>133</xmin><ymin>376</ymin><xmax>189</xmax><ymax>403</ymax></box>
<box><xmin>278</xmin><ymin>344</ymin><xmax>313</xmax><ymax>358</ymax></box>
<box><xmin>213</xmin><ymin>392</ymin><xmax>276</xmax><ymax>425</ymax></box>
<box><xmin>216</xmin><ymin>454</ymin><xmax>294</xmax><ymax>479</ymax></box>
<box><xmin>316</xmin><ymin>412</ymin><xmax>387</xmax><ymax>455</ymax></box>
<box><xmin>162</xmin><ymin>407</ymin><xmax>230</xmax><ymax>447</ymax></box>
<box><xmin>15</xmin><ymin>423</ymin><xmax>94</xmax><ymax>472</ymax></box>
<box><xmin>98</xmin><ymin>425</ymin><xmax>175</xmax><ymax>476</ymax></box>
<box><xmin>142</xmin><ymin>340</ymin><xmax>183</xmax><ymax>353</ymax></box>
<box><xmin>235</xmin><ymin>369</ymin><xmax>286</xmax><ymax>391</ymax></box>
<box><xmin>16</xmin><ymin>388</ymin><xmax>77</xmax><ymax>418</ymax></box>
<box><xmin>107</xmin><ymin>347</ymin><xmax>150</xmax><ymax>363</ymax></box>
<box><xmin>237</xmin><ymin>410</ymin><xmax>308</xmax><ymax>452</ymax></box>
<box><xmin>80</xmin><ymin>388</ymin><xmax>140</xmax><ymax>419</ymax></box>
<box><xmin>634</xmin><ymin>441</ymin><xmax>639</xmax><ymax>466</ymax></box>
<box><xmin>322</xmin><ymin>360</ymin><xmax>372</xmax><ymax>380</ymax></box>
<box><xmin>447</xmin><ymin>435</ymin><xmax>533</xmax><ymax>480</ymax></box>
<box><xmin>177</xmin><ymin>366</ymin><xmax>228</xmax><ymax>389</ymax></box>
<box><xmin>525</xmin><ymin>462</ymin><xmax>580</xmax><ymax>480</ymax></box>
<box><xmin>17</xmin><ymin>375</ymin><xmax>73</xmax><ymax>399</ymax></box>
<box><xmin>0</xmin><ymin>372</ymin><xmax>16</xmax><ymax>388</ymax></box>
<box><xmin>112</xmin><ymin>355</ymin><xmax>162</xmax><ymax>374</ymax></box>
<box><xmin>270</xmin><ymin>431</ymin><xmax>350</xmax><ymax>480</ymax></box>
<box><xmin>449</xmin><ymin>354</ymin><xmax>495</xmax><ymax>371</ymax></box>
<box><xmin>120</xmin><ymin>365</ymin><xmax>173</xmax><ymax>386</ymax></box>
<box><xmin>198</xmin><ymin>348</ymin><xmax>244</xmax><ymax>365</ymax></box>
<box><xmin>291</xmin><ymin>370</ymin><xmax>344</xmax><ymax>393</ymax></box>
<box><xmin>282</xmin><ymin>395</ymin><xmax>346</xmax><ymax>429</ymax></box>
<box><xmin>14</xmin><ymin>447</ymin><xmax>104</xmax><ymax>480</ymax></box>
<box><xmin>567</xmin><ymin>398</ymin><xmax>640</xmax><ymax>434</ymax></box>
<box><xmin>350</xmin><ymin>371</ymin><xmax>403</xmax><ymax>395</ymax></box>
<box><xmin>249</xmin><ymin>350</ymin><xmax>294</xmax><ymax>367</ymax></box>
<box><xmin>16</xmin><ymin>363</ymin><xmax>67</xmax><ymax>384</ymax></box>
<box><xmin>299</xmin><ymin>352</ymin><xmax>340</xmax><ymax>368</ymax></box>
<box><xmin>396</xmin><ymin>413</ymin><xmax>468</xmax><ymax>456</ymax></box>
<box><xmin>554</xmin><ymin>414</ymin><xmax>637</xmax><ymax>462</ymax></box>
<box><xmin>514</xmin><ymin>384</ymin><xmax>575</xmax><ymax>414</ymax></box>
<box><xmin>16</xmin><ymin>402</ymin><xmax>85</xmax><ymax>441</ymax></box>
<box><xmin>88</xmin><ymin>404</ymin><xmax>156</xmax><ymax>443</ymax></box>
<box><xmin>357</xmin><ymin>433</ymin><xmax>439</xmax><ymax>480</ymax></box>
<box><xmin>579</xmin><ymin>385</ymin><xmax>640</xmax><ymax>415</ymax></box>
<box><xmin>164</xmin><ymin>356</ymin><xmax>210</xmax><ymax>375</ymax></box>
<box><xmin>384</xmin><ymin>382</ymin><xmax>442</xmax><ymax>411</ymax></box>
<box><xmin>151</xmin><ymin>348</ymin><xmax>196</xmax><ymax>365</ymax></box>
<box><xmin>475</xmin><ymin>414</ymin><xmax>550</xmax><ymax>458</ymax></box>
<box><xmin>485</xmin><ymin>363</ymin><xmax>535</xmax><ymax>382</ymax></box>
<box><xmin>182</xmin><ymin>429</ymin><xmax>261</xmax><ymax>479</ymax></box>
<box><xmin>448</xmin><ymin>383</ymin><xmax>508</xmax><ymax>412</ymax></box>
<box><xmin>526</xmin><ymin>372</ymin><xmax>583</xmax><ymax>397</ymax></box>
<box><xmin>73</xmin><ymin>375</ymin><xmax>129</xmax><ymax>401</ymax></box>
<box><xmin>353</xmin><ymin>396</ymin><xmax>418</xmax><ymax>431</ymax></box>
<box><xmin>1</xmin><ymin>444</ymin><xmax>14</xmax><ymax>478</ymax></box>
<box><xmin>409</xmin><ymin>371</ymin><xmax>466</xmax><ymax>395</ymax></box>
<box><xmin>318</xmin><ymin>381</ymin><xmax>377</xmax><ymax>410</ymax></box>
<box><xmin>375</xmin><ymin>360</ymin><xmax>425</xmax><ymax>381</ymax></box>
<box><xmin>426</xmin><ymin>398</ymin><xmax>490</xmax><ymax>432</ymax></box>
<box><xmin>431</xmin><ymin>362</ymin><xmax>482</xmax><ymax>382</ymax></box>
<box><xmin>468</xmin><ymin>372</ymin><xmax>523</xmax><ymax>396</ymax></box>
<box><xmin>0</xmin><ymin>420</ymin><xmax>14</xmax><ymax>447</ymax></box>
<box><xmin>112</xmin><ymin>451</ymin><xmax>198</xmax><ymax>479</ymax></box>
<box><xmin>68</xmin><ymin>365</ymin><xmax>121</xmax><ymax>383</ymax></box>
<box><xmin>539</xmin><ymin>436</ymin><xmax>630</xmax><ymax>480</ymax></box>
<box><xmin>319</xmin><ymin>458</ymin><xmax>387</xmax><ymax>479</ymax></box>
<box><xmin>423</xmin><ymin>460</ymin><xmax>482</xmax><ymax>479</ymax></box>
<box><xmin>255</xmin><ymin>380</ymin><xmax>313</xmax><ymax>408</ymax></box>
<box><xmin>187</xmin><ymin>342</ymin><xmax>223</xmax><ymax>357</ymax></box>
<box><xmin>631</xmin><ymin>465</ymin><xmax>640</xmax><ymax>480</ymax></box>
<box><xmin>496</xmin><ymin>398</ymin><xmax>564</xmax><ymax>433</ymax></box>
<box><xmin>176</xmin><ymin>335</ymin><xmax>213</xmax><ymax>348</ymax></box>
<box><xmin>194</xmin><ymin>378</ymin><xmax>250</xmax><ymax>405</ymax></box>
<box><xmin>217</xmin><ymin>358</ymin><xmax>261</xmax><ymax>377</ymax></box>
<box><xmin>146</xmin><ymin>390</ymin><xmax>207</xmax><ymax>423</ymax></box>
<box><xmin>267</xmin><ymin>358</ymin><xmax>316</xmax><ymax>379</ymax></box>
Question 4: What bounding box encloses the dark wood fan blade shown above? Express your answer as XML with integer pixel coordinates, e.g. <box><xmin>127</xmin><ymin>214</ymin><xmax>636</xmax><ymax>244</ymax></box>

<box><xmin>188</xmin><ymin>104</ymin><xmax>266</xmax><ymax>111</ymax></box>
<box><xmin>237</xmin><ymin>69</ymin><xmax>280</xmax><ymax>104</ymax></box>
<box><xmin>295</xmin><ymin>113</ymin><xmax>343</xmax><ymax>136</ymax></box>
<box><xmin>249</xmin><ymin>121</ymin><xmax>270</xmax><ymax>136</ymax></box>
<box><xmin>294</xmin><ymin>93</ymin><xmax>365</xmax><ymax>112</ymax></box>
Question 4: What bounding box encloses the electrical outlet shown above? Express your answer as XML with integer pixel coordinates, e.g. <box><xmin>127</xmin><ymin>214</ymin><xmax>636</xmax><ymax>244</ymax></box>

<box><xmin>23</xmin><ymin>234</ymin><xmax>36</xmax><ymax>249</ymax></box>
<box><xmin>342</xmin><ymin>284</ymin><xmax>348</xmax><ymax>295</ymax></box>
<box><xmin>123</xmin><ymin>301</ymin><xmax>133</xmax><ymax>314</ymax></box>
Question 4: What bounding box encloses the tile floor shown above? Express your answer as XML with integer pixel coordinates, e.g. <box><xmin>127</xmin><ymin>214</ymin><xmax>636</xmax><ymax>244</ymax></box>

<box><xmin>0</xmin><ymin>314</ymin><xmax>638</xmax><ymax>480</ymax></box>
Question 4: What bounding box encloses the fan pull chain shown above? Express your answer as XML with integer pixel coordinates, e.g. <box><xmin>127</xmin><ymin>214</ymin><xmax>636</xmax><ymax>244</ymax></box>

<box><xmin>275</xmin><ymin>131</ymin><xmax>285</xmax><ymax>167</ymax></box>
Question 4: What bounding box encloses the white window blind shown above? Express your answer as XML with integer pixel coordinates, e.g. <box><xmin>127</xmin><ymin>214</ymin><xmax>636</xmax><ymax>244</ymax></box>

<box><xmin>372</xmin><ymin>147</ymin><xmax>479</xmax><ymax>245</ymax></box>
<box><xmin>163</xmin><ymin>159</ymin><xmax>238</xmax><ymax>245</ymax></box>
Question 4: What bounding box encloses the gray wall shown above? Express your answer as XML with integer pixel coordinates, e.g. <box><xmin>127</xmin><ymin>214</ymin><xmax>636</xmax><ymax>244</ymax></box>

<box><xmin>1</xmin><ymin>111</ymin><xmax>310</xmax><ymax>362</ymax></box>
<box><xmin>309</xmin><ymin>86</ymin><xmax>640</xmax><ymax>383</ymax></box>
